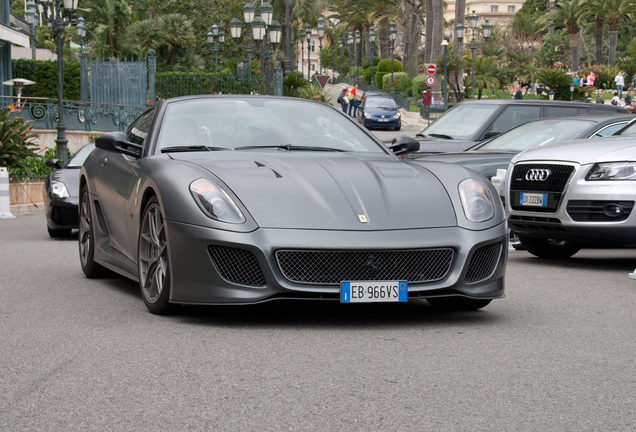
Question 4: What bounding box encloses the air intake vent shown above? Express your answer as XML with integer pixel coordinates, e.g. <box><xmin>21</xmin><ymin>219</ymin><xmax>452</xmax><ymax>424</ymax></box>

<box><xmin>465</xmin><ymin>242</ymin><xmax>502</xmax><ymax>283</ymax></box>
<box><xmin>208</xmin><ymin>245</ymin><xmax>266</xmax><ymax>287</ymax></box>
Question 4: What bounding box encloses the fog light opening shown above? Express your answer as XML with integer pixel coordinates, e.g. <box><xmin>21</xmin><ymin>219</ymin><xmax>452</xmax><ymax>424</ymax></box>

<box><xmin>603</xmin><ymin>203</ymin><xmax>624</xmax><ymax>218</ymax></box>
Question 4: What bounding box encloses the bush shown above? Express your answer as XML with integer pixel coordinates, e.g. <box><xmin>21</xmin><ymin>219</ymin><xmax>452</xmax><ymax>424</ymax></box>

<box><xmin>0</xmin><ymin>105</ymin><xmax>40</xmax><ymax>173</ymax></box>
<box><xmin>375</xmin><ymin>59</ymin><xmax>403</xmax><ymax>88</ymax></box>
<box><xmin>581</xmin><ymin>64</ymin><xmax>617</xmax><ymax>91</ymax></box>
<box><xmin>382</xmin><ymin>72</ymin><xmax>409</xmax><ymax>92</ymax></box>
<box><xmin>412</xmin><ymin>75</ymin><xmax>429</xmax><ymax>98</ymax></box>
<box><xmin>399</xmin><ymin>75</ymin><xmax>414</xmax><ymax>97</ymax></box>
<box><xmin>12</xmin><ymin>59</ymin><xmax>81</xmax><ymax>100</ymax></box>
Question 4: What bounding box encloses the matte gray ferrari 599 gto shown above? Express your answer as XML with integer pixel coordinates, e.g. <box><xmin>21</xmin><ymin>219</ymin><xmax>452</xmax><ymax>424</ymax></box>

<box><xmin>79</xmin><ymin>95</ymin><xmax>507</xmax><ymax>314</ymax></box>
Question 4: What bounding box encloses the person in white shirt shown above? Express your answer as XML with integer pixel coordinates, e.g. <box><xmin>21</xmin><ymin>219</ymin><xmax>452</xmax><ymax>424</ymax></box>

<box><xmin>611</xmin><ymin>92</ymin><xmax>621</xmax><ymax>106</ymax></box>
<box><xmin>615</xmin><ymin>72</ymin><xmax>625</xmax><ymax>99</ymax></box>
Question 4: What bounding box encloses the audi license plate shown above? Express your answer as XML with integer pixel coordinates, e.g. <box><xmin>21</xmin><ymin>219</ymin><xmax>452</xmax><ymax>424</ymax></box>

<box><xmin>340</xmin><ymin>281</ymin><xmax>408</xmax><ymax>303</ymax></box>
<box><xmin>519</xmin><ymin>192</ymin><xmax>547</xmax><ymax>207</ymax></box>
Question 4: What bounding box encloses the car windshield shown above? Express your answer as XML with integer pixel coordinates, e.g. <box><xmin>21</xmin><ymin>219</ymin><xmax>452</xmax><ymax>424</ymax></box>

<box><xmin>474</xmin><ymin>119</ymin><xmax>594</xmax><ymax>151</ymax></box>
<box><xmin>66</xmin><ymin>143</ymin><xmax>96</xmax><ymax>168</ymax></box>
<box><xmin>365</xmin><ymin>97</ymin><xmax>397</xmax><ymax>109</ymax></box>
<box><xmin>418</xmin><ymin>104</ymin><xmax>499</xmax><ymax>139</ymax></box>
<box><xmin>156</xmin><ymin>98</ymin><xmax>386</xmax><ymax>154</ymax></box>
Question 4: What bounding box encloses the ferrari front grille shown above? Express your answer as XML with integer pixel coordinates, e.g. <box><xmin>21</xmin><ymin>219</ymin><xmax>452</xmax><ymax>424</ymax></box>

<box><xmin>275</xmin><ymin>249</ymin><xmax>454</xmax><ymax>285</ymax></box>
<box><xmin>465</xmin><ymin>242</ymin><xmax>502</xmax><ymax>283</ymax></box>
<box><xmin>208</xmin><ymin>245</ymin><xmax>266</xmax><ymax>287</ymax></box>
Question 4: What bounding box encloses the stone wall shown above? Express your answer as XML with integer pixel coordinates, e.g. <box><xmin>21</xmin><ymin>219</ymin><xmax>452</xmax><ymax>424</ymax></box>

<box><xmin>32</xmin><ymin>129</ymin><xmax>105</xmax><ymax>153</ymax></box>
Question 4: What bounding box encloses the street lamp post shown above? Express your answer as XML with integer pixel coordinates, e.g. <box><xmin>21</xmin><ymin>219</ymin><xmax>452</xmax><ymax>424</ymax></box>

<box><xmin>317</xmin><ymin>17</ymin><xmax>325</xmax><ymax>74</ymax></box>
<box><xmin>347</xmin><ymin>32</ymin><xmax>353</xmax><ymax>83</ymax></box>
<box><xmin>207</xmin><ymin>24</ymin><xmax>225</xmax><ymax>73</ymax></box>
<box><xmin>456</xmin><ymin>11</ymin><xmax>491</xmax><ymax>100</ymax></box>
<box><xmin>230</xmin><ymin>2</ymin><xmax>257</xmax><ymax>94</ymax></box>
<box><xmin>300</xmin><ymin>36</ymin><xmax>305</xmax><ymax>79</ymax></box>
<box><xmin>76</xmin><ymin>15</ymin><xmax>88</xmax><ymax>102</ymax></box>
<box><xmin>305</xmin><ymin>25</ymin><xmax>312</xmax><ymax>82</ymax></box>
<box><xmin>38</xmin><ymin>0</ymin><xmax>79</xmax><ymax>164</ymax></box>
<box><xmin>389</xmin><ymin>21</ymin><xmax>397</xmax><ymax>95</ymax></box>
<box><xmin>266</xmin><ymin>18</ymin><xmax>282</xmax><ymax>94</ymax></box>
<box><xmin>441</xmin><ymin>38</ymin><xmax>448</xmax><ymax>107</ymax></box>
<box><xmin>570</xmin><ymin>82</ymin><xmax>575</xmax><ymax>101</ymax></box>
<box><xmin>354</xmin><ymin>30</ymin><xmax>360</xmax><ymax>71</ymax></box>
<box><xmin>251</xmin><ymin>13</ymin><xmax>266</xmax><ymax>94</ymax></box>
<box><xmin>338</xmin><ymin>37</ymin><xmax>343</xmax><ymax>81</ymax></box>
<box><xmin>25</xmin><ymin>0</ymin><xmax>37</xmax><ymax>60</ymax></box>
<box><xmin>369</xmin><ymin>27</ymin><xmax>375</xmax><ymax>88</ymax></box>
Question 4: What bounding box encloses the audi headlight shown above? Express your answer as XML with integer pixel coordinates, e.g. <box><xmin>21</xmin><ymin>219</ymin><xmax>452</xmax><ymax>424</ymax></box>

<box><xmin>190</xmin><ymin>179</ymin><xmax>246</xmax><ymax>224</ymax></box>
<box><xmin>586</xmin><ymin>162</ymin><xmax>636</xmax><ymax>181</ymax></box>
<box><xmin>364</xmin><ymin>112</ymin><xmax>373</xmax><ymax>119</ymax></box>
<box><xmin>458</xmin><ymin>179</ymin><xmax>495</xmax><ymax>222</ymax></box>
<box><xmin>392</xmin><ymin>113</ymin><xmax>401</xmax><ymax>120</ymax></box>
<box><xmin>50</xmin><ymin>181</ymin><xmax>69</xmax><ymax>198</ymax></box>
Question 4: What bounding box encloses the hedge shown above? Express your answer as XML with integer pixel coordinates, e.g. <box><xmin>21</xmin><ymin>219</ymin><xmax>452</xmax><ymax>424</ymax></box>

<box><xmin>382</xmin><ymin>72</ymin><xmax>409</xmax><ymax>92</ymax></box>
<box><xmin>12</xmin><ymin>59</ymin><xmax>81</xmax><ymax>100</ymax></box>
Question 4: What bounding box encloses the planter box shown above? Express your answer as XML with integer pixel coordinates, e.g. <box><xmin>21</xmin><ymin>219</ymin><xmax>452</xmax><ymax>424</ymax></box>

<box><xmin>10</xmin><ymin>182</ymin><xmax>45</xmax><ymax>205</ymax></box>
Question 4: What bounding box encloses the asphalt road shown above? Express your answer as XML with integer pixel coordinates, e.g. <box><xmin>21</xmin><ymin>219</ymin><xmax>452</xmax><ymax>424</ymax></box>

<box><xmin>2</xmin><ymin>213</ymin><xmax>636</xmax><ymax>431</ymax></box>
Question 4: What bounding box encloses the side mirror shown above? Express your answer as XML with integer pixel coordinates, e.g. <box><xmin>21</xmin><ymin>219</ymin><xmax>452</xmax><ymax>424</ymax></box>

<box><xmin>389</xmin><ymin>135</ymin><xmax>420</xmax><ymax>155</ymax></box>
<box><xmin>95</xmin><ymin>131</ymin><xmax>143</xmax><ymax>158</ymax></box>
<box><xmin>44</xmin><ymin>159</ymin><xmax>64</xmax><ymax>169</ymax></box>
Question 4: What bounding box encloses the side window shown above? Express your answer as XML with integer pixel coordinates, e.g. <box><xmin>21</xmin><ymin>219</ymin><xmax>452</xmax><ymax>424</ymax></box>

<box><xmin>591</xmin><ymin>122</ymin><xmax>628</xmax><ymax>138</ymax></box>
<box><xmin>546</xmin><ymin>106</ymin><xmax>578</xmax><ymax>117</ymax></box>
<box><xmin>127</xmin><ymin>110</ymin><xmax>155</xmax><ymax>145</ymax></box>
<box><xmin>490</xmin><ymin>105</ymin><xmax>541</xmax><ymax>132</ymax></box>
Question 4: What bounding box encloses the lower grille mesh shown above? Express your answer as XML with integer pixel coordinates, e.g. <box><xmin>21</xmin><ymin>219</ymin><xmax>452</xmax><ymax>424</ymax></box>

<box><xmin>276</xmin><ymin>249</ymin><xmax>454</xmax><ymax>285</ymax></box>
<box><xmin>465</xmin><ymin>242</ymin><xmax>502</xmax><ymax>283</ymax></box>
<box><xmin>208</xmin><ymin>245</ymin><xmax>266</xmax><ymax>287</ymax></box>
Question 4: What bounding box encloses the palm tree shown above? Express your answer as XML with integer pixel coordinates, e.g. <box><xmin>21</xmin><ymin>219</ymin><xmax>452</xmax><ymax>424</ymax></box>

<box><xmin>155</xmin><ymin>14</ymin><xmax>196</xmax><ymax>71</ymax></box>
<box><xmin>541</xmin><ymin>0</ymin><xmax>589</xmax><ymax>71</ymax></box>
<box><xmin>471</xmin><ymin>56</ymin><xmax>500</xmax><ymax>99</ymax></box>
<box><xmin>602</xmin><ymin>0</ymin><xmax>636</xmax><ymax>64</ymax></box>
<box><xmin>585</xmin><ymin>0</ymin><xmax>606</xmax><ymax>65</ymax></box>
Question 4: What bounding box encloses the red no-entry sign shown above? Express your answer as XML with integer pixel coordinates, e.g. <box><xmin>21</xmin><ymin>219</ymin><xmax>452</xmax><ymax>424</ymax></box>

<box><xmin>426</xmin><ymin>64</ymin><xmax>437</xmax><ymax>75</ymax></box>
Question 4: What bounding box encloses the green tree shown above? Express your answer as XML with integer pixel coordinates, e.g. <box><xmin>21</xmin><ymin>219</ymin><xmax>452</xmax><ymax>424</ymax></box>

<box><xmin>540</xmin><ymin>0</ymin><xmax>589</xmax><ymax>71</ymax></box>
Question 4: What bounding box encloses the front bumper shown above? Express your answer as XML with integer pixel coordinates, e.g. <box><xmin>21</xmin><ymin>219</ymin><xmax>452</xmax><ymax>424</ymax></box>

<box><xmin>507</xmin><ymin>165</ymin><xmax>636</xmax><ymax>247</ymax></box>
<box><xmin>362</xmin><ymin>118</ymin><xmax>401</xmax><ymax>129</ymax></box>
<box><xmin>165</xmin><ymin>222</ymin><xmax>508</xmax><ymax>305</ymax></box>
<box><xmin>45</xmin><ymin>196</ymin><xmax>79</xmax><ymax>230</ymax></box>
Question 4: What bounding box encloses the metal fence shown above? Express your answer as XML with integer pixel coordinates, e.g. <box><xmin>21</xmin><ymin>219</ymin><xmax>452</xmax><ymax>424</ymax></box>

<box><xmin>0</xmin><ymin>96</ymin><xmax>147</xmax><ymax>132</ymax></box>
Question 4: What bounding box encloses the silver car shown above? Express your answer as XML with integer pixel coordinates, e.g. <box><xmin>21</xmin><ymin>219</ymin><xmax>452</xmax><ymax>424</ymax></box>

<box><xmin>503</xmin><ymin>136</ymin><xmax>636</xmax><ymax>258</ymax></box>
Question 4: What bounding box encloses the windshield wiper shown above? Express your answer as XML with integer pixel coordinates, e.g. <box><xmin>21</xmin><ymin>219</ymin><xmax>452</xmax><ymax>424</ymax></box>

<box><xmin>235</xmin><ymin>145</ymin><xmax>345</xmax><ymax>152</ymax></box>
<box><xmin>428</xmin><ymin>133</ymin><xmax>454</xmax><ymax>140</ymax></box>
<box><xmin>161</xmin><ymin>145</ymin><xmax>229</xmax><ymax>153</ymax></box>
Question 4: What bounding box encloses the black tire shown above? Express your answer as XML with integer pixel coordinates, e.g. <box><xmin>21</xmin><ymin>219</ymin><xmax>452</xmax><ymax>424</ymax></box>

<box><xmin>138</xmin><ymin>196</ymin><xmax>175</xmax><ymax>314</ymax></box>
<box><xmin>48</xmin><ymin>226</ymin><xmax>72</xmax><ymax>238</ymax></box>
<box><xmin>78</xmin><ymin>187</ymin><xmax>108</xmax><ymax>278</ymax></box>
<box><xmin>517</xmin><ymin>235</ymin><xmax>581</xmax><ymax>259</ymax></box>
<box><xmin>394</xmin><ymin>125</ymin><xmax>401</xmax><ymax>131</ymax></box>
<box><xmin>427</xmin><ymin>297</ymin><xmax>492</xmax><ymax>311</ymax></box>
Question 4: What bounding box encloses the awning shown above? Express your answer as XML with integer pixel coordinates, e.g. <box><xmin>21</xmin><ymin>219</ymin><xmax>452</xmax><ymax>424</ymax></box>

<box><xmin>0</xmin><ymin>24</ymin><xmax>30</xmax><ymax>48</ymax></box>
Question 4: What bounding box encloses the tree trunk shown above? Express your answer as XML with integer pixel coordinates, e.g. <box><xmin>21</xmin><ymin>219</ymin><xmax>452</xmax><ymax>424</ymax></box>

<box><xmin>595</xmin><ymin>18</ymin><xmax>604</xmax><ymax>65</ymax></box>
<box><xmin>608</xmin><ymin>26</ymin><xmax>618</xmax><ymax>64</ymax></box>
<box><xmin>424</xmin><ymin>0</ymin><xmax>433</xmax><ymax>63</ymax></box>
<box><xmin>378</xmin><ymin>17</ymin><xmax>389</xmax><ymax>59</ymax></box>
<box><xmin>401</xmin><ymin>0</ymin><xmax>422</xmax><ymax>76</ymax></box>
<box><xmin>569</xmin><ymin>31</ymin><xmax>579</xmax><ymax>71</ymax></box>
<box><xmin>430</xmin><ymin>0</ymin><xmax>443</xmax><ymax>98</ymax></box>
<box><xmin>580</xmin><ymin>29</ymin><xmax>591</xmax><ymax>68</ymax></box>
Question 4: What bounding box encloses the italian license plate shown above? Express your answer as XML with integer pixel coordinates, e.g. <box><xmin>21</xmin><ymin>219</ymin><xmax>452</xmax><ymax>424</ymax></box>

<box><xmin>340</xmin><ymin>281</ymin><xmax>407</xmax><ymax>303</ymax></box>
<box><xmin>378</xmin><ymin>118</ymin><xmax>389</xmax><ymax>122</ymax></box>
<box><xmin>519</xmin><ymin>192</ymin><xmax>547</xmax><ymax>207</ymax></box>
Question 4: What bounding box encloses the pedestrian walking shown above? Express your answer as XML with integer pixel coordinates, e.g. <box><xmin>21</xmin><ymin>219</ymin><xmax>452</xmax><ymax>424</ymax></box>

<box><xmin>514</xmin><ymin>85</ymin><xmax>523</xmax><ymax>100</ymax></box>
<box><xmin>338</xmin><ymin>87</ymin><xmax>349</xmax><ymax>113</ymax></box>
<box><xmin>348</xmin><ymin>84</ymin><xmax>359</xmax><ymax>117</ymax></box>
<box><xmin>615</xmin><ymin>72</ymin><xmax>625</xmax><ymax>99</ymax></box>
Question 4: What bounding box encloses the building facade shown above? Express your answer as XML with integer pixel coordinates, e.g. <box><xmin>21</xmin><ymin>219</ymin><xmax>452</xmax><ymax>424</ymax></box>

<box><xmin>0</xmin><ymin>0</ymin><xmax>30</xmax><ymax>96</ymax></box>
<box><xmin>444</xmin><ymin>0</ymin><xmax>527</xmax><ymax>28</ymax></box>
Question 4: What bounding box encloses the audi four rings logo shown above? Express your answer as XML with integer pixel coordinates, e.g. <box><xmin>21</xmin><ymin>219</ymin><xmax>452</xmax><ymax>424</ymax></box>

<box><xmin>525</xmin><ymin>169</ymin><xmax>552</xmax><ymax>181</ymax></box>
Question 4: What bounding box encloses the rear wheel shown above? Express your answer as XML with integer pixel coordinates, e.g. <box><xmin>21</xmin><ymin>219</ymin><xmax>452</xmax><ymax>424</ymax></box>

<box><xmin>48</xmin><ymin>226</ymin><xmax>72</xmax><ymax>238</ymax></box>
<box><xmin>78</xmin><ymin>187</ymin><xmax>107</xmax><ymax>278</ymax></box>
<box><xmin>517</xmin><ymin>235</ymin><xmax>581</xmax><ymax>259</ymax></box>
<box><xmin>138</xmin><ymin>196</ymin><xmax>174</xmax><ymax>314</ymax></box>
<box><xmin>427</xmin><ymin>297</ymin><xmax>492</xmax><ymax>311</ymax></box>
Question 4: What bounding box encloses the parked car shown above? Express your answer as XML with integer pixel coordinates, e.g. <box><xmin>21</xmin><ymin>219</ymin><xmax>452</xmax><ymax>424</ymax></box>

<box><xmin>79</xmin><ymin>95</ymin><xmax>507</xmax><ymax>314</ymax></box>
<box><xmin>357</xmin><ymin>92</ymin><xmax>401</xmax><ymax>131</ymax></box>
<box><xmin>503</xmin><ymin>137</ymin><xmax>636</xmax><ymax>258</ymax></box>
<box><xmin>408</xmin><ymin>114</ymin><xmax>634</xmax><ymax>182</ymax></box>
<box><xmin>415</xmin><ymin>99</ymin><xmax>627</xmax><ymax>155</ymax></box>
<box><xmin>44</xmin><ymin>143</ymin><xmax>96</xmax><ymax>237</ymax></box>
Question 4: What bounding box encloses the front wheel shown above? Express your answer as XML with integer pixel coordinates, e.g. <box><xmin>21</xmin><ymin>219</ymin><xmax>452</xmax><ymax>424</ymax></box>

<box><xmin>427</xmin><ymin>297</ymin><xmax>492</xmax><ymax>311</ymax></box>
<box><xmin>517</xmin><ymin>235</ymin><xmax>581</xmax><ymax>259</ymax></box>
<box><xmin>394</xmin><ymin>125</ymin><xmax>401</xmax><ymax>131</ymax></box>
<box><xmin>138</xmin><ymin>196</ymin><xmax>174</xmax><ymax>314</ymax></box>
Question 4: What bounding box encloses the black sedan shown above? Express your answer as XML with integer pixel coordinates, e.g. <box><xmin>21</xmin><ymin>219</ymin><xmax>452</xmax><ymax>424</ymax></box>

<box><xmin>407</xmin><ymin>114</ymin><xmax>634</xmax><ymax>182</ymax></box>
<box><xmin>44</xmin><ymin>143</ymin><xmax>95</xmax><ymax>237</ymax></box>
<box><xmin>357</xmin><ymin>93</ymin><xmax>401</xmax><ymax>131</ymax></box>
<box><xmin>79</xmin><ymin>95</ymin><xmax>507</xmax><ymax>314</ymax></box>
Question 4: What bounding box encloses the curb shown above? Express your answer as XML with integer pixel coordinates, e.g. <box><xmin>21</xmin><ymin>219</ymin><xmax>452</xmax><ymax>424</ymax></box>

<box><xmin>10</xmin><ymin>202</ymin><xmax>44</xmax><ymax>215</ymax></box>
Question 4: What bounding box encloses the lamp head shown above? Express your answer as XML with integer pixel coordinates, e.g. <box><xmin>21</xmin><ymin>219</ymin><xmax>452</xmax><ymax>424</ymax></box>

<box><xmin>230</xmin><ymin>16</ymin><xmax>242</xmax><ymax>39</ymax></box>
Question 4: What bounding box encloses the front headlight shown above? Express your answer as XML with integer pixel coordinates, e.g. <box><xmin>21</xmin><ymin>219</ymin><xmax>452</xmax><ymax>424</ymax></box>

<box><xmin>458</xmin><ymin>179</ymin><xmax>495</xmax><ymax>222</ymax></box>
<box><xmin>586</xmin><ymin>162</ymin><xmax>636</xmax><ymax>181</ymax></box>
<box><xmin>364</xmin><ymin>112</ymin><xmax>373</xmax><ymax>119</ymax></box>
<box><xmin>190</xmin><ymin>179</ymin><xmax>246</xmax><ymax>224</ymax></box>
<box><xmin>50</xmin><ymin>181</ymin><xmax>69</xmax><ymax>198</ymax></box>
<box><xmin>392</xmin><ymin>113</ymin><xmax>401</xmax><ymax>120</ymax></box>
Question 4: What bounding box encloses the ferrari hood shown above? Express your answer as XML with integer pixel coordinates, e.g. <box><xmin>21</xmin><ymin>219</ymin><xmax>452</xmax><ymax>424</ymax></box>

<box><xmin>512</xmin><ymin>137</ymin><xmax>636</xmax><ymax>165</ymax></box>
<box><xmin>170</xmin><ymin>151</ymin><xmax>457</xmax><ymax>230</ymax></box>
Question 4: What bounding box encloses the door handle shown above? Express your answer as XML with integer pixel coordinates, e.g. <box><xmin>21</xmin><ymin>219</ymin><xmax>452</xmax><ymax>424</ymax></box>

<box><xmin>101</xmin><ymin>157</ymin><xmax>108</xmax><ymax>166</ymax></box>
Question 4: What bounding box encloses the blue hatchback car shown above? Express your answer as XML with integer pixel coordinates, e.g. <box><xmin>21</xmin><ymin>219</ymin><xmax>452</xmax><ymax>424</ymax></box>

<box><xmin>357</xmin><ymin>93</ymin><xmax>401</xmax><ymax>131</ymax></box>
